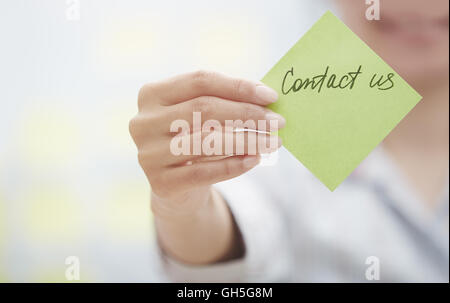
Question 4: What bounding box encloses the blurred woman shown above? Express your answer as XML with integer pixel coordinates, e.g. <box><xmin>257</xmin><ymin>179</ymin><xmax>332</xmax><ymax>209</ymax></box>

<box><xmin>130</xmin><ymin>0</ymin><xmax>449</xmax><ymax>282</ymax></box>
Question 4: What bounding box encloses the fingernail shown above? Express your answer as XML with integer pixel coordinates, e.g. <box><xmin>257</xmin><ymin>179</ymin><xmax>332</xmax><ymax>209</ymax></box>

<box><xmin>255</xmin><ymin>85</ymin><xmax>278</xmax><ymax>104</ymax></box>
<box><xmin>243</xmin><ymin>155</ymin><xmax>260</xmax><ymax>168</ymax></box>
<box><xmin>265</xmin><ymin>112</ymin><xmax>286</xmax><ymax>131</ymax></box>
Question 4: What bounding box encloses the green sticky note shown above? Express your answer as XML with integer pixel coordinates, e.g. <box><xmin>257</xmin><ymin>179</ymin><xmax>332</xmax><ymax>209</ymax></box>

<box><xmin>262</xmin><ymin>11</ymin><xmax>422</xmax><ymax>191</ymax></box>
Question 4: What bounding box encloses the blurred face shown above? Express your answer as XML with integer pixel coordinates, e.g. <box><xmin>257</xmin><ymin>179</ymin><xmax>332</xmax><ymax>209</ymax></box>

<box><xmin>337</xmin><ymin>0</ymin><xmax>449</xmax><ymax>91</ymax></box>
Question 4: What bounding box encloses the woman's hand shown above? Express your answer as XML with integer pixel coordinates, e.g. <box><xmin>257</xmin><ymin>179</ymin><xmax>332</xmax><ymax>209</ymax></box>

<box><xmin>130</xmin><ymin>70</ymin><xmax>284</xmax><ymax>200</ymax></box>
<box><xmin>129</xmin><ymin>70</ymin><xmax>284</xmax><ymax>263</ymax></box>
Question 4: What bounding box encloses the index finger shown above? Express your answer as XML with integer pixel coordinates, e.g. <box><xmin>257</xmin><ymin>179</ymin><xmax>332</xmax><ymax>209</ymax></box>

<box><xmin>147</xmin><ymin>70</ymin><xmax>279</xmax><ymax>106</ymax></box>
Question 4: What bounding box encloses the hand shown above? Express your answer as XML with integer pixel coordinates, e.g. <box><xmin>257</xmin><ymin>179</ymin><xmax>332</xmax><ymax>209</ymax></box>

<box><xmin>129</xmin><ymin>70</ymin><xmax>284</xmax><ymax>202</ymax></box>
<box><xmin>129</xmin><ymin>70</ymin><xmax>285</xmax><ymax>263</ymax></box>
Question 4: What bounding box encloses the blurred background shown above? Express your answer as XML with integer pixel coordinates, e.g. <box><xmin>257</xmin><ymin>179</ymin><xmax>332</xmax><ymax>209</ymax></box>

<box><xmin>0</xmin><ymin>0</ymin><xmax>331</xmax><ymax>282</ymax></box>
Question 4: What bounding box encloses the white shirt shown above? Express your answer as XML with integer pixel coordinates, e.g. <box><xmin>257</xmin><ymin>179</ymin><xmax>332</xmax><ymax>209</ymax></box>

<box><xmin>159</xmin><ymin>147</ymin><xmax>449</xmax><ymax>282</ymax></box>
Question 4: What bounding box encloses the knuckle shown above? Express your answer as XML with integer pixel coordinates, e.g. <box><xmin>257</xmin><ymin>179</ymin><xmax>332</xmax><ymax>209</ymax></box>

<box><xmin>128</xmin><ymin>114</ymin><xmax>152</xmax><ymax>143</ymax></box>
<box><xmin>192</xmin><ymin>69</ymin><xmax>211</xmax><ymax>80</ymax></box>
<box><xmin>136</xmin><ymin>150</ymin><xmax>173</xmax><ymax>198</ymax></box>
<box><xmin>138</xmin><ymin>83</ymin><xmax>158</xmax><ymax>110</ymax></box>
<box><xmin>137</xmin><ymin>149</ymin><xmax>159</xmax><ymax>170</ymax></box>
<box><xmin>137</xmin><ymin>84</ymin><xmax>150</xmax><ymax>107</ymax></box>
<box><xmin>233</xmin><ymin>78</ymin><xmax>251</xmax><ymax>99</ymax></box>
<box><xmin>137</xmin><ymin>151</ymin><xmax>149</xmax><ymax>168</ymax></box>
<box><xmin>233</xmin><ymin>78</ymin><xmax>244</xmax><ymax>98</ymax></box>
<box><xmin>191</xmin><ymin>70</ymin><xmax>214</xmax><ymax>90</ymax></box>
<box><xmin>128</xmin><ymin>116</ymin><xmax>138</xmax><ymax>137</ymax></box>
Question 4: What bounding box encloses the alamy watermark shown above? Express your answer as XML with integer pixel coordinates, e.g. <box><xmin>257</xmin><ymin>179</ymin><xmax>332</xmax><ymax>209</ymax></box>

<box><xmin>169</xmin><ymin>112</ymin><xmax>280</xmax><ymax>160</ymax></box>
<box><xmin>66</xmin><ymin>0</ymin><xmax>80</xmax><ymax>21</ymax></box>
<box><xmin>65</xmin><ymin>256</ymin><xmax>80</xmax><ymax>281</ymax></box>
<box><xmin>365</xmin><ymin>0</ymin><xmax>381</xmax><ymax>21</ymax></box>
<box><xmin>365</xmin><ymin>256</ymin><xmax>380</xmax><ymax>281</ymax></box>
